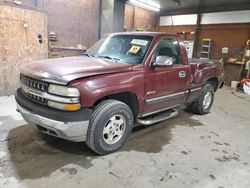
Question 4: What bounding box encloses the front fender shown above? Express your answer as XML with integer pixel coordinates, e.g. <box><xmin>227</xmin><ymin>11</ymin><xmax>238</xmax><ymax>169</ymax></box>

<box><xmin>69</xmin><ymin>70</ymin><xmax>145</xmax><ymax>114</ymax></box>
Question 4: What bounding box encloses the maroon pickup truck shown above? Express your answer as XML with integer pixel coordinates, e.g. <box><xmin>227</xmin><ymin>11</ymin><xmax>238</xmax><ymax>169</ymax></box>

<box><xmin>15</xmin><ymin>32</ymin><xmax>224</xmax><ymax>155</ymax></box>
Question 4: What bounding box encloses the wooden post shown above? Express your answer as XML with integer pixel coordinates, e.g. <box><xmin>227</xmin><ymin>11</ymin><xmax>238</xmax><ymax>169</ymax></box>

<box><xmin>192</xmin><ymin>10</ymin><xmax>201</xmax><ymax>58</ymax></box>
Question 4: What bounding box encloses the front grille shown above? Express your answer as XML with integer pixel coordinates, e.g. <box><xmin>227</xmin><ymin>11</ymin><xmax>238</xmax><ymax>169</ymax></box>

<box><xmin>20</xmin><ymin>74</ymin><xmax>48</xmax><ymax>91</ymax></box>
<box><xmin>26</xmin><ymin>92</ymin><xmax>47</xmax><ymax>104</ymax></box>
<box><xmin>20</xmin><ymin>74</ymin><xmax>48</xmax><ymax>105</ymax></box>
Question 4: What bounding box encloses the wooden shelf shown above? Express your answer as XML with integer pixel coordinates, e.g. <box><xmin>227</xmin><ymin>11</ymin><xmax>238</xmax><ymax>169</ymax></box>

<box><xmin>50</xmin><ymin>46</ymin><xmax>87</xmax><ymax>51</ymax></box>
<box><xmin>226</xmin><ymin>61</ymin><xmax>244</xmax><ymax>65</ymax></box>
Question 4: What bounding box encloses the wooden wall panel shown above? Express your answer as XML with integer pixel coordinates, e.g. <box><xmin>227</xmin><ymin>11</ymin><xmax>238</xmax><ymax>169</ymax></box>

<box><xmin>0</xmin><ymin>0</ymin><xmax>34</xmax><ymax>7</ymax></box>
<box><xmin>0</xmin><ymin>5</ymin><xmax>48</xmax><ymax>96</ymax></box>
<box><xmin>1</xmin><ymin>0</ymin><xmax>100</xmax><ymax>58</ymax></box>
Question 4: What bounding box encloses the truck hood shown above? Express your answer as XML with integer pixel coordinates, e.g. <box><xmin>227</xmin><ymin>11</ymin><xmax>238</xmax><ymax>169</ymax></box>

<box><xmin>21</xmin><ymin>56</ymin><xmax>133</xmax><ymax>85</ymax></box>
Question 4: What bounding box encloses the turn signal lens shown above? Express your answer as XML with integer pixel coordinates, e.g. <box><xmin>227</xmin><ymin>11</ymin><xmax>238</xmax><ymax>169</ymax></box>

<box><xmin>65</xmin><ymin>104</ymin><xmax>81</xmax><ymax>111</ymax></box>
<box><xmin>48</xmin><ymin>101</ymin><xmax>81</xmax><ymax>111</ymax></box>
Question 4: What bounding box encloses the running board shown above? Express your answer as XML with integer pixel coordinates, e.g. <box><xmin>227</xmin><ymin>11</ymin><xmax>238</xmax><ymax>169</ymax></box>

<box><xmin>136</xmin><ymin>108</ymin><xmax>178</xmax><ymax>126</ymax></box>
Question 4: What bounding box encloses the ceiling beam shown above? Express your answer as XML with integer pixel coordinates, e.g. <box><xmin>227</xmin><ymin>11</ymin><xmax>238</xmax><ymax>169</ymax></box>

<box><xmin>159</xmin><ymin>3</ymin><xmax>250</xmax><ymax>16</ymax></box>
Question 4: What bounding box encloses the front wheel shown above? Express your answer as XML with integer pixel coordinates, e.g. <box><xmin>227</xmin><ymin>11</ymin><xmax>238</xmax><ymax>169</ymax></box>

<box><xmin>86</xmin><ymin>100</ymin><xmax>133</xmax><ymax>155</ymax></box>
<box><xmin>191</xmin><ymin>83</ymin><xmax>214</xmax><ymax>115</ymax></box>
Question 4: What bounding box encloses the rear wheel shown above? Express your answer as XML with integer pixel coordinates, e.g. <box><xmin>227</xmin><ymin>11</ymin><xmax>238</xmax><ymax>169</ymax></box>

<box><xmin>86</xmin><ymin>100</ymin><xmax>133</xmax><ymax>155</ymax></box>
<box><xmin>191</xmin><ymin>83</ymin><xmax>214</xmax><ymax>115</ymax></box>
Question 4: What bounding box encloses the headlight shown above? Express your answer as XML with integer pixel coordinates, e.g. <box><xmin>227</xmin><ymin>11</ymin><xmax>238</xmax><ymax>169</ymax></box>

<box><xmin>48</xmin><ymin>101</ymin><xmax>81</xmax><ymax>111</ymax></box>
<box><xmin>48</xmin><ymin>84</ymin><xmax>80</xmax><ymax>97</ymax></box>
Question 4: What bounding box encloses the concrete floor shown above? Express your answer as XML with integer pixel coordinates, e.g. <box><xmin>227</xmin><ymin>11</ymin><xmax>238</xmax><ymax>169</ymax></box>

<box><xmin>0</xmin><ymin>86</ymin><xmax>250</xmax><ymax>188</ymax></box>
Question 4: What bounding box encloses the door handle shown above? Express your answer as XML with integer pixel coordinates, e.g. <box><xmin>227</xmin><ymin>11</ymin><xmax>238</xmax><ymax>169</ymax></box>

<box><xmin>179</xmin><ymin>71</ymin><xmax>186</xmax><ymax>78</ymax></box>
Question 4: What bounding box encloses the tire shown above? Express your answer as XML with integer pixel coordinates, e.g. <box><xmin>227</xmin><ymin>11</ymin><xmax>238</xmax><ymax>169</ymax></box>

<box><xmin>191</xmin><ymin>83</ymin><xmax>214</xmax><ymax>115</ymax></box>
<box><xmin>86</xmin><ymin>100</ymin><xmax>133</xmax><ymax>155</ymax></box>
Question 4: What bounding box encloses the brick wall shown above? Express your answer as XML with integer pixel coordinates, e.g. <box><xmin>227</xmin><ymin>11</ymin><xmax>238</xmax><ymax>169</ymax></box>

<box><xmin>124</xmin><ymin>3</ymin><xmax>158</xmax><ymax>31</ymax></box>
<box><xmin>158</xmin><ymin>24</ymin><xmax>250</xmax><ymax>60</ymax></box>
<box><xmin>44</xmin><ymin>0</ymin><xmax>100</xmax><ymax>58</ymax></box>
<box><xmin>158</xmin><ymin>23</ymin><xmax>250</xmax><ymax>84</ymax></box>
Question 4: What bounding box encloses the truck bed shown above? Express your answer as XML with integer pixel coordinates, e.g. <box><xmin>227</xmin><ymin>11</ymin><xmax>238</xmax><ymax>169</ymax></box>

<box><xmin>189</xmin><ymin>58</ymin><xmax>220</xmax><ymax>77</ymax></box>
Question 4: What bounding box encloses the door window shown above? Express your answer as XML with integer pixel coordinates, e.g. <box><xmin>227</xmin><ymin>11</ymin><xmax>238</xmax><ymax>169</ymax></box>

<box><xmin>152</xmin><ymin>38</ymin><xmax>182</xmax><ymax>65</ymax></box>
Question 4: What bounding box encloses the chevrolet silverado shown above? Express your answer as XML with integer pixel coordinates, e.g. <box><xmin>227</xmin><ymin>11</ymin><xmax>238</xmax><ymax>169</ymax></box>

<box><xmin>15</xmin><ymin>32</ymin><xmax>224</xmax><ymax>155</ymax></box>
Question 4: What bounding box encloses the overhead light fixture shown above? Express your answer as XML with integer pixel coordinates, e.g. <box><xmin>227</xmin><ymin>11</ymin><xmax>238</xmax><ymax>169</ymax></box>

<box><xmin>129</xmin><ymin>0</ymin><xmax>160</xmax><ymax>12</ymax></box>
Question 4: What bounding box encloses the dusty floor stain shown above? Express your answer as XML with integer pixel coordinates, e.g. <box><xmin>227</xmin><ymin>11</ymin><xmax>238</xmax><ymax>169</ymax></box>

<box><xmin>0</xmin><ymin>110</ymin><xmax>203</xmax><ymax>180</ymax></box>
<box><xmin>123</xmin><ymin>110</ymin><xmax>203</xmax><ymax>153</ymax></box>
<box><xmin>60</xmin><ymin>167</ymin><xmax>78</xmax><ymax>175</ymax></box>
<box><xmin>3</xmin><ymin>124</ymin><xmax>94</xmax><ymax>180</ymax></box>
<box><xmin>215</xmin><ymin>153</ymin><xmax>240</xmax><ymax>162</ymax></box>
<box><xmin>209</xmin><ymin>174</ymin><xmax>216</xmax><ymax>180</ymax></box>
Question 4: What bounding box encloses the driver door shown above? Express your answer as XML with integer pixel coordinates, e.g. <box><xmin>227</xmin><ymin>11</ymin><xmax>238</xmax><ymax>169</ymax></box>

<box><xmin>143</xmin><ymin>38</ymin><xmax>190</xmax><ymax>116</ymax></box>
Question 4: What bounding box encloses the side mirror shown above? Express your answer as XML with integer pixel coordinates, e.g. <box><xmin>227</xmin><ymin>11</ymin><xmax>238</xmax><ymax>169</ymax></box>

<box><xmin>153</xmin><ymin>56</ymin><xmax>174</xmax><ymax>67</ymax></box>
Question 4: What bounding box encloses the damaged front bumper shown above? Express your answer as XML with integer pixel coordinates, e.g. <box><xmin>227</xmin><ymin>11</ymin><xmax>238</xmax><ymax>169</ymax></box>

<box><xmin>15</xmin><ymin>88</ymin><xmax>91</xmax><ymax>142</ymax></box>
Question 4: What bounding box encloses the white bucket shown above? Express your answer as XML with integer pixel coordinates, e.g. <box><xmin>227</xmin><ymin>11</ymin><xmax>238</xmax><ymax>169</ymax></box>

<box><xmin>243</xmin><ymin>82</ymin><xmax>250</xmax><ymax>95</ymax></box>
<box><xmin>231</xmin><ymin>81</ymin><xmax>239</xmax><ymax>88</ymax></box>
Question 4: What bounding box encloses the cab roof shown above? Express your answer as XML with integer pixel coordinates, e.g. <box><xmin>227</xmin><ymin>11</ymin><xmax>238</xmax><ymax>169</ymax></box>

<box><xmin>109</xmin><ymin>32</ymin><xmax>178</xmax><ymax>38</ymax></box>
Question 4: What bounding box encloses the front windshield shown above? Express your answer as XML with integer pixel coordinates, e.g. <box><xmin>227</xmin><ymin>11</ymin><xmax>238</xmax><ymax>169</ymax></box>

<box><xmin>86</xmin><ymin>34</ymin><xmax>153</xmax><ymax>64</ymax></box>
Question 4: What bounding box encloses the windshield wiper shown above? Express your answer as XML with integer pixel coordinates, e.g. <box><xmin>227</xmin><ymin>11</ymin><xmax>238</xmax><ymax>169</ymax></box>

<box><xmin>96</xmin><ymin>55</ymin><xmax>120</xmax><ymax>62</ymax></box>
<box><xmin>84</xmin><ymin>53</ymin><xmax>93</xmax><ymax>58</ymax></box>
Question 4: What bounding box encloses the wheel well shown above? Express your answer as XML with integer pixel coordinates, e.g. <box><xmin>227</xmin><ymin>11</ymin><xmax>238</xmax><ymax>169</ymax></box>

<box><xmin>207</xmin><ymin>77</ymin><xmax>218</xmax><ymax>91</ymax></box>
<box><xmin>93</xmin><ymin>92</ymin><xmax>139</xmax><ymax>118</ymax></box>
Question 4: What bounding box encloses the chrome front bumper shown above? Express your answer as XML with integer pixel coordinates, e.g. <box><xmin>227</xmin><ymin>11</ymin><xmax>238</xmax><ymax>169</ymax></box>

<box><xmin>16</xmin><ymin>103</ymin><xmax>89</xmax><ymax>142</ymax></box>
